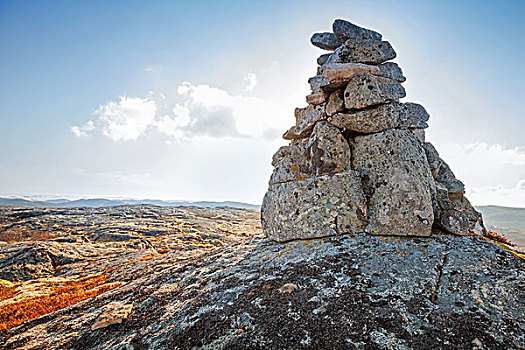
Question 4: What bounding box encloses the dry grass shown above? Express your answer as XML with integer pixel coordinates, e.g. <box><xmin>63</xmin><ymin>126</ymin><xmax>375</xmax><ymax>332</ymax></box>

<box><xmin>486</xmin><ymin>230</ymin><xmax>516</xmax><ymax>247</ymax></box>
<box><xmin>0</xmin><ymin>270</ymin><xmax>122</xmax><ymax>331</ymax></box>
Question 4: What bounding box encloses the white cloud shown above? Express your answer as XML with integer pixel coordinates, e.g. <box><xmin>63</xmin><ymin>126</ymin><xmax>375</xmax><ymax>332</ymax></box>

<box><xmin>468</xmin><ymin>180</ymin><xmax>525</xmax><ymax>207</ymax></box>
<box><xmin>173</xmin><ymin>81</ymin><xmax>281</xmax><ymax>139</ymax></box>
<box><xmin>245</xmin><ymin>72</ymin><xmax>257</xmax><ymax>91</ymax></box>
<box><xmin>95</xmin><ymin>96</ymin><xmax>157</xmax><ymax>141</ymax></box>
<box><xmin>73</xmin><ymin>80</ymin><xmax>286</xmax><ymax>142</ymax></box>
<box><xmin>71</xmin><ymin>120</ymin><xmax>95</xmax><ymax>137</ymax></box>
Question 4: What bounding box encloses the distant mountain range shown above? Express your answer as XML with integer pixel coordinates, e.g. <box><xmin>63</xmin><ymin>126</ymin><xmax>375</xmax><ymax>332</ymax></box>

<box><xmin>0</xmin><ymin>197</ymin><xmax>260</xmax><ymax>210</ymax></box>
<box><xmin>476</xmin><ymin>205</ymin><xmax>525</xmax><ymax>249</ymax></box>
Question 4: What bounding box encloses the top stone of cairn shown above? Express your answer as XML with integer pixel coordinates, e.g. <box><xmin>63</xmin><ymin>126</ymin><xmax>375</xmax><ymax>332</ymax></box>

<box><xmin>311</xmin><ymin>19</ymin><xmax>382</xmax><ymax>50</ymax></box>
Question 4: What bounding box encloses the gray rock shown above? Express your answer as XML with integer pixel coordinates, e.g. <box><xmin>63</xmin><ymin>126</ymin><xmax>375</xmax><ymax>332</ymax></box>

<box><xmin>310</xmin><ymin>32</ymin><xmax>340</xmax><ymax>50</ymax></box>
<box><xmin>435</xmin><ymin>209</ymin><xmax>469</xmax><ymax>236</ymax></box>
<box><xmin>352</xmin><ymin>129</ymin><xmax>435</xmax><ymax>236</ymax></box>
<box><xmin>308</xmin><ymin>75</ymin><xmax>329</xmax><ymax>92</ymax></box>
<box><xmin>451</xmin><ymin>196</ymin><xmax>487</xmax><ymax>235</ymax></box>
<box><xmin>439</xmin><ymin>178</ymin><xmax>465</xmax><ymax>198</ymax></box>
<box><xmin>423</xmin><ymin>142</ymin><xmax>456</xmax><ymax>180</ymax></box>
<box><xmin>4</xmin><ymin>231</ymin><xmax>523</xmax><ymax>349</ymax></box>
<box><xmin>410</xmin><ymin>128</ymin><xmax>425</xmax><ymax>142</ymax></box>
<box><xmin>337</xmin><ymin>39</ymin><xmax>396</xmax><ymax>65</ymax></box>
<box><xmin>306</xmin><ymin>122</ymin><xmax>352</xmax><ymax>176</ymax></box>
<box><xmin>317</xmin><ymin>53</ymin><xmax>331</xmax><ymax>66</ymax></box>
<box><xmin>332</xmin><ymin>19</ymin><xmax>382</xmax><ymax>42</ymax></box>
<box><xmin>283</xmin><ymin>104</ymin><xmax>326</xmax><ymax>140</ymax></box>
<box><xmin>261</xmin><ymin>172</ymin><xmax>368</xmax><ymax>242</ymax></box>
<box><xmin>318</xmin><ymin>62</ymin><xmax>405</xmax><ymax>92</ymax></box>
<box><xmin>344</xmin><ymin>73</ymin><xmax>406</xmax><ymax>109</ymax></box>
<box><xmin>325</xmin><ymin>89</ymin><xmax>344</xmax><ymax>116</ymax></box>
<box><xmin>269</xmin><ymin>143</ymin><xmax>311</xmax><ymax>185</ymax></box>
<box><xmin>305</xmin><ymin>90</ymin><xmax>329</xmax><ymax>105</ymax></box>
<box><xmin>329</xmin><ymin>101</ymin><xmax>429</xmax><ymax>133</ymax></box>
<box><xmin>378</xmin><ymin>62</ymin><xmax>406</xmax><ymax>82</ymax></box>
<box><xmin>318</xmin><ymin>62</ymin><xmax>384</xmax><ymax>90</ymax></box>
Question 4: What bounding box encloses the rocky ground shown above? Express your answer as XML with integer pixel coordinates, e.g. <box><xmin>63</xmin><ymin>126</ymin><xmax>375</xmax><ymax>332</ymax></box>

<box><xmin>0</xmin><ymin>205</ymin><xmax>261</xmax><ymax>334</ymax></box>
<box><xmin>0</xmin><ymin>205</ymin><xmax>523</xmax><ymax>349</ymax></box>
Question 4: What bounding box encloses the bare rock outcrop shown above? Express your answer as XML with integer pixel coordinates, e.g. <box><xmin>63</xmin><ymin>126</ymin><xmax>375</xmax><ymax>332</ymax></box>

<box><xmin>262</xmin><ymin>19</ymin><xmax>486</xmax><ymax>241</ymax></box>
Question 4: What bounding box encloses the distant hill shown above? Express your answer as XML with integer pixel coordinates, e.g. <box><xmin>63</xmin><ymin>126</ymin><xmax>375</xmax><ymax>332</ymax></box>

<box><xmin>0</xmin><ymin>197</ymin><xmax>260</xmax><ymax>210</ymax></box>
<box><xmin>476</xmin><ymin>205</ymin><xmax>525</xmax><ymax>249</ymax></box>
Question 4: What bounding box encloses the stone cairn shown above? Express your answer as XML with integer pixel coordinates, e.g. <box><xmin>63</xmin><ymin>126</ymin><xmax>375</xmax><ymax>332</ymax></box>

<box><xmin>261</xmin><ymin>19</ymin><xmax>486</xmax><ymax>242</ymax></box>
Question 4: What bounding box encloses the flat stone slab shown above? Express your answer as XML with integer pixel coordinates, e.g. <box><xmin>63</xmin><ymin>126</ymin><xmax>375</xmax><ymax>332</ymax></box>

<box><xmin>344</xmin><ymin>73</ymin><xmax>406</xmax><ymax>109</ymax></box>
<box><xmin>310</xmin><ymin>32</ymin><xmax>340</xmax><ymax>50</ymax></box>
<box><xmin>337</xmin><ymin>39</ymin><xmax>396</xmax><ymax>64</ymax></box>
<box><xmin>333</xmin><ymin>19</ymin><xmax>382</xmax><ymax>42</ymax></box>
<box><xmin>352</xmin><ymin>129</ymin><xmax>435</xmax><ymax>236</ymax></box>
<box><xmin>329</xmin><ymin>101</ymin><xmax>429</xmax><ymax>133</ymax></box>
<box><xmin>317</xmin><ymin>62</ymin><xmax>405</xmax><ymax>91</ymax></box>
<box><xmin>261</xmin><ymin>172</ymin><xmax>368</xmax><ymax>242</ymax></box>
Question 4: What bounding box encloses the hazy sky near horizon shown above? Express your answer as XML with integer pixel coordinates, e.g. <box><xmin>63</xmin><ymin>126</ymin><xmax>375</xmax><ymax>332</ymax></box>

<box><xmin>1</xmin><ymin>0</ymin><xmax>524</xmax><ymax>207</ymax></box>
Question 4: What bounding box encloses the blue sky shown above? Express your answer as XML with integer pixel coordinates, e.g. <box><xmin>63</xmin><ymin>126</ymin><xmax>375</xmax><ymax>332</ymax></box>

<box><xmin>1</xmin><ymin>0</ymin><xmax>524</xmax><ymax>206</ymax></box>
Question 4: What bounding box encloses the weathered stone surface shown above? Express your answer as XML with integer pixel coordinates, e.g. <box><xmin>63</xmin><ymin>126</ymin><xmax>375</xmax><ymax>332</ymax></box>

<box><xmin>91</xmin><ymin>302</ymin><xmax>133</xmax><ymax>330</ymax></box>
<box><xmin>261</xmin><ymin>172</ymin><xmax>368</xmax><ymax>242</ymax></box>
<box><xmin>306</xmin><ymin>90</ymin><xmax>328</xmax><ymax>105</ymax></box>
<box><xmin>344</xmin><ymin>73</ymin><xmax>406</xmax><ymax>109</ymax></box>
<box><xmin>423</xmin><ymin>142</ymin><xmax>456</xmax><ymax>180</ymax></box>
<box><xmin>308</xmin><ymin>75</ymin><xmax>329</xmax><ymax>92</ymax></box>
<box><xmin>352</xmin><ymin>129</ymin><xmax>435</xmax><ymax>236</ymax></box>
<box><xmin>317</xmin><ymin>53</ymin><xmax>331</xmax><ymax>66</ymax></box>
<box><xmin>378</xmin><ymin>62</ymin><xmax>406</xmax><ymax>82</ymax></box>
<box><xmin>319</xmin><ymin>62</ymin><xmax>405</xmax><ymax>91</ymax></box>
<box><xmin>3</xmin><ymin>226</ymin><xmax>523</xmax><ymax>349</ymax></box>
<box><xmin>329</xmin><ymin>101</ymin><xmax>429</xmax><ymax>133</ymax></box>
<box><xmin>306</xmin><ymin>122</ymin><xmax>351</xmax><ymax>176</ymax></box>
<box><xmin>432</xmin><ymin>182</ymin><xmax>471</xmax><ymax>236</ymax></box>
<box><xmin>435</xmin><ymin>208</ymin><xmax>469</xmax><ymax>236</ymax></box>
<box><xmin>273</xmin><ymin>123</ymin><xmax>351</xmax><ymax>183</ymax></box>
<box><xmin>337</xmin><ymin>39</ymin><xmax>396</xmax><ymax>64</ymax></box>
<box><xmin>332</xmin><ymin>19</ymin><xmax>382</xmax><ymax>42</ymax></box>
<box><xmin>410</xmin><ymin>128</ymin><xmax>425</xmax><ymax>142</ymax></box>
<box><xmin>439</xmin><ymin>178</ymin><xmax>465</xmax><ymax>196</ymax></box>
<box><xmin>0</xmin><ymin>205</ymin><xmax>263</xmax><ymax>336</ymax></box>
<box><xmin>310</xmin><ymin>32</ymin><xmax>340</xmax><ymax>50</ymax></box>
<box><xmin>319</xmin><ymin>63</ymin><xmax>380</xmax><ymax>90</ymax></box>
<box><xmin>269</xmin><ymin>142</ymin><xmax>311</xmax><ymax>184</ymax></box>
<box><xmin>325</xmin><ymin>89</ymin><xmax>344</xmax><ymax>116</ymax></box>
<box><xmin>452</xmin><ymin>196</ymin><xmax>487</xmax><ymax>235</ymax></box>
<box><xmin>283</xmin><ymin>104</ymin><xmax>326</xmax><ymax>140</ymax></box>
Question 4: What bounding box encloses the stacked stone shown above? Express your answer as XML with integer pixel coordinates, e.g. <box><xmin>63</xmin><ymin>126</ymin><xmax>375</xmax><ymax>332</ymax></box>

<box><xmin>261</xmin><ymin>19</ymin><xmax>486</xmax><ymax>242</ymax></box>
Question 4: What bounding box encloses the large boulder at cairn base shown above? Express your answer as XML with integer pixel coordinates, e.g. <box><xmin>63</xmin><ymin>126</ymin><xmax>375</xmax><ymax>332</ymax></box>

<box><xmin>352</xmin><ymin>129</ymin><xmax>435</xmax><ymax>236</ymax></box>
<box><xmin>261</xmin><ymin>172</ymin><xmax>367</xmax><ymax>242</ymax></box>
<box><xmin>344</xmin><ymin>73</ymin><xmax>406</xmax><ymax>109</ymax></box>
